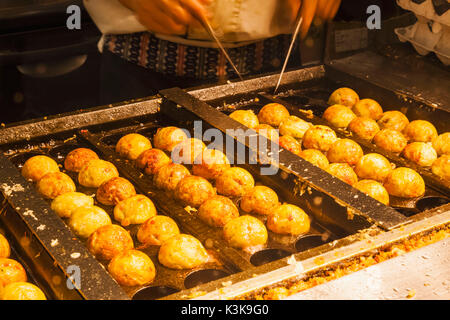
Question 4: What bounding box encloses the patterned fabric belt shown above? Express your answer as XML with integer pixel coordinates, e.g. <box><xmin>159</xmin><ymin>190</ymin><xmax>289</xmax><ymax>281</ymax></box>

<box><xmin>103</xmin><ymin>32</ymin><xmax>294</xmax><ymax>80</ymax></box>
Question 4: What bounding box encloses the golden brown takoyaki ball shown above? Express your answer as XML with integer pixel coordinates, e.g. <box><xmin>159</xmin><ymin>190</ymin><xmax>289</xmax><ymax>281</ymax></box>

<box><xmin>278</xmin><ymin>135</ymin><xmax>302</xmax><ymax>156</ymax></box>
<box><xmin>192</xmin><ymin>149</ymin><xmax>231</xmax><ymax>180</ymax></box>
<box><xmin>354</xmin><ymin>153</ymin><xmax>392</xmax><ymax>182</ymax></box>
<box><xmin>323</xmin><ymin>104</ymin><xmax>357</xmax><ymax>129</ymax></box>
<box><xmin>64</xmin><ymin>148</ymin><xmax>99</xmax><ymax>173</ymax></box>
<box><xmin>174</xmin><ymin>175</ymin><xmax>216</xmax><ymax>208</ymax></box>
<box><xmin>377</xmin><ymin>111</ymin><xmax>409</xmax><ymax>132</ymax></box>
<box><xmin>137</xmin><ymin>215</ymin><xmax>180</xmax><ymax>246</ymax></box>
<box><xmin>279</xmin><ymin>116</ymin><xmax>311</xmax><ymax>139</ymax></box>
<box><xmin>373</xmin><ymin>129</ymin><xmax>408</xmax><ymax>153</ymax></box>
<box><xmin>78</xmin><ymin>159</ymin><xmax>119</xmax><ymax>188</ymax></box>
<box><xmin>384</xmin><ymin>167</ymin><xmax>425</xmax><ymax>198</ymax></box>
<box><xmin>302</xmin><ymin>125</ymin><xmax>338</xmax><ymax>152</ymax></box>
<box><xmin>354</xmin><ymin>180</ymin><xmax>390</xmax><ymax>206</ymax></box>
<box><xmin>158</xmin><ymin>234</ymin><xmax>209</xmax><ymax>269</ymax></box>
<box><xmin>348</xmin><ymin>117</ymin><xmax>380</xmax><ymax>141</ymax></box>
<box><xmin>115</xmin><ymin>133</ymin><xmax>152</xmax><ymax>160</ymax></box>
<box><xmin>229</xmin><ymin>110</ymin><xmax>259</xmax><ymax>129</ymax></box>
<box><xmin>1</xmin><ymin>282</ymin><xmax>46</xmax><ymax>300</ymax></box>
<box><xmin>96</xmin><ymin>177</ymin><xmax>136</xmax><ymax>206</ymax></box>
<box><xmin>432</xmin><ymin>155</ymin><xmax>450</xmax><ymax>181</ymax></box>
<box><xmin>215</xmin><ymin>167</ymin><xmax>255</xmax><ymax>198</ymax></box>
<box><xmin>0</xmin><ymin>258</ymin><xmax>27</xmax><ymax>287</ymax></box>
<box><xmin>328</xmin><ymin>87</ymin><xmax>359</xmax><ymax>108</ymax></box>
<box><xmin>87</xmin><ymin>224</ymin><xmax>134</xmax><ymax>261</ymax></box>
<box><xmin>223</xmin><ymin>215</ymin><xmax>268</xmax><ymax>249</ymax></box>
<box><xmin>327</xmin><ymin>139</ymin><xmax>363</xmax><ymax>166</ymax></box>
<box><xmin>108</xmin><ymin>249</ymin><xmax>156</xmax><ymax>286</ymax></box>
<box><xmin>153</xmin><ymin>126</ymin><xmax>188</xmax><ymax>152</ymax></box>
<box><xmin>153</xmin><ymin>163</ymin><xmax>191</xmax><ymax>192</ymax></box>
<box><xmin>254</xmin><ymin>124</ymin><xmax>280</xmax><ymax>142</ymax></box>
<box><xmin>403</xmin><ymin>120</ymin><xmax>438</xmax><ymax>143</ymax></box>
<box><xmin>68</xmin><ymin>206</ymin><xmax>112</xmax><ymax>238</ymax></box>
<box><xmin>36</xmin><ymin>172</ymin><xmax>76</xmax><ymax>199</ymax></box>
<box><xmin>402</xmin><ymin>142</ymin><xmax>438</xmax><ymax>167</ymax></box>
<box><xmin>0</xmin><ymin>234</ymin><xmax>10</xmax><ymax>259</ymax></box>
<box><xmin>198</xmin><ymin>195</ymin><xmax>240</xmax><ymax>228</ymax></box>
<box><xmin>113</xmin><ymin>195</ymin><xmax>157</xmax><ymax>227</ymax></box>
<box><xmin>266</xmin><ymin>204</ymin><xmax>310</xmax><ymax>236</ymax></box>
<box><xmin>240</xmin><ymin>186</ymin><xmax>279</xmax><ymax>216</ymax></box>
<box><xmin>432</xmin><ymin>132</ymin><xmax>450</xmax><ymax>156</ymax></box>
<box><xmin>299</xmin><ymin>149</ymin><xmax>330</xmax><ymax>170</ymax></box>
<box><xmin>327</xmin><ymin>163</ymin><xmax>358</xmax><ymax>186</ymax></box>
<box><xmin>352</xmin><ymin>98</ymin><xmax>383</xmax><ymax>120</ymax></box>
<box><xmin>21</xmin><ymin>155</ymin><xmax>59</xmax><ymax>182</ymax></box>
<box><xmin>136</xmin><ymin>148</ymin><xmax>172</xmax><ymax>175</ymax></box>
<box><xmin>51</xmin><ymin>192</ymin><xmax>94</xmax><ymax>219</ymax></box>
<box><xmin>171</xmin><ymin>138</ymin><xmax>206</xmax><ymax>165</ymax></box>
<box><xmin>258</xmin><ymin>103</ymin><xmax>290</xmax><ymax>127</ymax></box>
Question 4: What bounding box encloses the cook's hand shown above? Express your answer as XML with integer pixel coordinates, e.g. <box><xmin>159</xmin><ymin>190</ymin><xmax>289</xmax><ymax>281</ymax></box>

<box><xmin>119</xmin><ymin>0</ymin><xmax>210</xmax><ymax>35</ymax></box>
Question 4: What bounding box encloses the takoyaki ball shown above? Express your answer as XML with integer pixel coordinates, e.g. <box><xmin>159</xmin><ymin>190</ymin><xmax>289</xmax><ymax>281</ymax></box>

<box><xmin>87</xmin><ymin>224</ymin><xmax>134</xmax><ymax>261</ymax></box>
<box><xmin>158</xmin><ymin>234</ymin><xmax>209</xmax><ymax>269</ymax></box>
<box><xmin>352</xmin><ymin>98</ymin><xmax>383</xmax><ymax>120</ymax></box>
<box><xmin>96</xmin><ymin>177</ymin><xmax>136</xmax><ymax>206</ymax></box>
<box><xmin>223</xmin><ymin>215</ymin><xmax>268</xmax><ymax>249</ymax></box>
<box><xmin>373</xmin><ymin>129</ymin><xmax>408</xmax><ymax>153</ymax></box>
<box><xmin>377</xmin><ymin>111</ymin><xmax>409</xmax><ymax>132</ymax></box>
<box><xmin>254</xmin><ymin>124</ymin><xmax>280</xmax><ymax>142</ymax></box>
<box><xmin>354</xmin><ymin>180</ymin><xmax>390</xmax><ymax>206</ymax></box>
<box><xmin>240</xmin><ymin>186</ymin><xmax>279</xmax><ymax>216</ymax></box>
<box><xmin>258</xmin><ymin>103</ymin><xmax>290</xmax><ymax>127</ymax></box>
<box><xmin>64</xmin><ymin>148</ymin><xmax>99</xmax><ymax>172</ymax></box>
<box><xmin>21</xmin><ymin>155</ymin><xmax>59</xmax><ymax>182</ymax></box>
<box><xmin>215</xmin><ymin>167</ymin><xmax>255</xmax><ymax>198</ymax></box>
<box><xmin>266</xmin><ymin>204</ymin><xmax>310</xmax><ymax>236</ymax></box>
<box><xmin>153</xmin><ymin>163</ymin><xmax>191</xmax><ymax>192</ymax></box>
<box><xmin>137</xmin><ymin>215</ymin><xmax>180</xmax><ymax>246</ymax></box>
<box><xmin>192</xmin><ymin>148</ymin><xmax>231</xmax><ymax>180</ymax></box>
<box><xmin>68</xmin><ymin>206</ymin><xmax>112</xmax><ymax>238</ymax></box>
<box><xmin>0</xmin><ymin>234</ymin><xmax>10</xmax><ymax>258</ymax></box>
<box><xmin>171</xmin><ymin>138</ymin><xmax>206</xmax><ymax>165</ymax></box>
<box><xmin>299</xmin><ymin>149</ymin><xmax>329</xmax><ymax>170</ymax></box>
<box><xmin>136</xmin><ymin>148</ymin><xmax>171</xmax><ymax>175</ymax></box>
<box><xmin>51</xmin><ymin>192</ymin><xmax>94</xmax><ymax>218</ymax></box>
<box><xmin>402</xmin><ymin>142</ymin><xmax>438</xmax><ymax>167</ymax></box>
<box><xmin>279</xmin><ymin>116</ymin><xmax>311</xmax><ymax>139</ymax></box>
<box><xmin>153</xmin><ymin>126</ymin><xmax>188</xmax><ymax>152</ymax></box>
<box><xmin>198</xmin><ymin>195</ymin><xmax>240</xmax><ymax>228</ymax></box>
<box><xmin>327</xmin><ymin>163</ymin><xmax>358</xmax><ymax>186</ymax></box>
<box><xmin>113</xmin><ymin>195</ymin><xmax>157</xmax><ymax>227</ymax></box>
<box><xmin>278</xmin><ymin>135</ymin><xmax>302</xmax><ymax>156</ymax></box>
<box><xmin>432</xmin><ymin>132</ymin><xmax>450</xmax><ymax>156</ymax></box>
<box><xmin>432</xmin><ymin>155</ymin><xmax>450</xmax><ymax>181</ymax></box>
<box><xmin>36</xmin><ymin>172</ymin><xmax>76</xmax><ymax>199</ymax></box>
<box><xmin>115</xmin><ymin>133</ymin><xmax>152</xmax><ymax>160</ymax></box>
<box><xmin>175</xmin><ymin>176</ymin><xmax>216</xmax><ymax>208</ymax></box>
<box><xmin>404</xmin><ymin>120</ymin><xmax>438</xmax><ymax>143</ymax></box>
<box><xmin>0</xmin><ymin>258</ymin><xmax>27</xmax><ymax>287</ymax></box>
<box><xmin>229</xmin><ymin>110</ymin><xmax>259</xmax><ymax>129</ymax></box>
<box><xmin>384</xmin><ymin>167</ymin><xmax>425</xmax><ymax>198</ymax></box>
<box><xmin>323</xmin><ymin>104</ymin><xmax>357</xmax><ymax>129</ymax></box>
<box><xmin>1</xmin><ymin>282</ymin><xmax>46</xmax><ymax>300</ymax></box>
<box><xmin>327</xmin><ymin>139</ymin><xmax>363</xmax><ymax>166</ymax></box>
<box><xmin>108</xmin><ymin>250</ymin><xmax>156</xmax><ymax>286</ymax></box>
<box><xmin>328</xmin><ymin>87</ymin><xmax>359</xmax><ymax>108</ymax></box>
<box><xmin>78</xmin><ymin>159</ymin><xmax>119</xmax><ymax>188</ymax></box>
<box><xmin>348</xmin><ymin>117</ymin><xmax>380</xmax><ymax>141</ymax></box>
<box><xmin>302</xmin><ymin>125</ymin><xmax>338</xmax><ymax>152</ymax></box>
<box><xmin>354</xmin><ymin>153</ymin><xmax>393</xmax><ymax>182</ymax></box>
